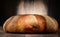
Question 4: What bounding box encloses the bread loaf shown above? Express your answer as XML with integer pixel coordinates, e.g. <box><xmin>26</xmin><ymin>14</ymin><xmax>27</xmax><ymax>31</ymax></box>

<box><xmin>3</xmin><ymin>14</ymin><xmax>58</xmax><ymax>33</ymax></box>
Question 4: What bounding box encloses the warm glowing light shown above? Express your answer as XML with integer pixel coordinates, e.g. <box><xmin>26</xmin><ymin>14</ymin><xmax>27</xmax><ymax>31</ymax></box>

<box><xmin>17</xmin><ymin>1</ymin><xmax>47</xmax><ymax>15</ymax></box>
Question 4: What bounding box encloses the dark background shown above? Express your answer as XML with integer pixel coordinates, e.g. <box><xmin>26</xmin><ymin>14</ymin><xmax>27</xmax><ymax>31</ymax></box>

<box><xmin>0</xmin><ymin>0</ymin><xmax>60</xmax><ymax>27</ymax></box>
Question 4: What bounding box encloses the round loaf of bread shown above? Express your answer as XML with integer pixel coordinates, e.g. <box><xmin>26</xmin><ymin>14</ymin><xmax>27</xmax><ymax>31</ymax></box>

<box><xmin>3</xmin><ymin>14</ymin><xmax>58</xmax><ymax>33</ymax></box>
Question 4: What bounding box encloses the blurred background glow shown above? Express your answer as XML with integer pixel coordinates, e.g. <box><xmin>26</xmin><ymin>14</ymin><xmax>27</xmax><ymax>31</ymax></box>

<box><xmin>17</xmin><ymin>0</ymin><xmax>47</xmax><ymax>15</ymax></box>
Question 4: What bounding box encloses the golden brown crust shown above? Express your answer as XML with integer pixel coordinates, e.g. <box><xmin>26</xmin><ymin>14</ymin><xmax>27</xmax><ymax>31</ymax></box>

<box><xmin>3</xmin><ymin>16</ymin><xmax>14</xmax><ymax>32</ymax></box>
<box><xmin>43</xmin><ymin>16</ymin><xmax>58</xmax><ymax>32</ymax></box>
<box><xmin>49</xmin><ymin>17</ymin><xmax>58</xmax><ymax>32</ymax></box>
<box><xmin>3</xmin><ymin>14</ymin><xmax>58</xmax><ymax>33</ymax></box>
<box><xmin>17</xmin><ymin>15</ymin><xmax>40</xmax><ymax>33</ymax></box>
<box><xmin>35</xmin><ymin>15</ymin><xmax>46</xmax><ymax>32</ymax></box>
